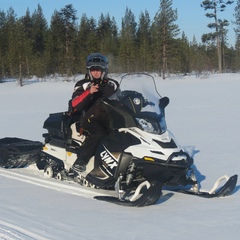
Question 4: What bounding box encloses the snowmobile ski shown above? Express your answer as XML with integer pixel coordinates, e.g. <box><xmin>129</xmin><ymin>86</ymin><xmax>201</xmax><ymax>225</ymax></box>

<box><xmin>94</xmin><ymin>175</ymin><xmax>237</xmax><ymax>206</ymax></box>
<box><xmin>173</xmin><ymin>174</ymin><xmax>238</xmax><ymax>198</ymax></box>
<box><xmin>94</xmin><ymin>181</ymin><xmax>162</xmax><ymax>207</ymax></box>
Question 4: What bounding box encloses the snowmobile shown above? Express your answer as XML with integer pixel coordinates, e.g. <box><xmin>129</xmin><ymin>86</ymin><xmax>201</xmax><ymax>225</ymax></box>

<box><xmin>34</xmin><ymin>73</ymin><xmax>237</xmax><ymax>206</ymax></box>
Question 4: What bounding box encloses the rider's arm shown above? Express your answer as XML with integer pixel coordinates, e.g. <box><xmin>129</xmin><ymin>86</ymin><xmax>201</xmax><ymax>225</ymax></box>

<box><xmin>101</xmin><ymin>79</ymin><xmax>120</xmax><ymax>98</ymax></box>
<box><xmin>71</xmin><ymin>81</ymin><xmax>92</xmax><ymax>111</ymax></box>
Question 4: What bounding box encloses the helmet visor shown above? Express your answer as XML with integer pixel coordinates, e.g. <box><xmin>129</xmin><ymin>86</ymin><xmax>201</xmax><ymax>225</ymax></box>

<box><xmin>90</xmin><ymin>66</ymin><xmax>103</xmax><ymax>71</ymax></box>
<box><xmin>86</xmin><ymin>53</ymin><xmax>108</xmax><ymax>69</ymax></box>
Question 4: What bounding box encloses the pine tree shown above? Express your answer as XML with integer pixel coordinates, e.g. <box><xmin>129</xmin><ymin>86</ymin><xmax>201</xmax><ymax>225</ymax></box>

<box><xmin>59</xmin><ymin>4</ymin><xmax>78</xmax><ymax>75</ymax></box>
<box><xmin>97</xmin><ymin>13</ymin><xmax>116</xmax><ymax>53</ymax></box>
<box><xmin>177</xmin><ymin>32</ymin><xmax>190</xmax><ymax>74</ymax></box>
<box><xmin>77</xmin><ymin>14</ymin><xmax>98</xmax><ymax>73</ymax></box>
<box><xmin>31</xmin><ymin>5</ymin><xmax>48</xmax><ymax>55</ymax></box>
<box><xmin>233</xmin><ymin>0</ymin><xmax>240</xmax><ymax>70</ymax></box>
<box><xmin>20</xmin><ymin>9</ymin><xmax>34</xmax><ymax>76</ymax></box>
<box><xmin>152</xmin><ymin>0</ymin><xmax>179</xmax><ymax>79</ymax></box>
<box><xmin>15</xmin><ymin>20</ymin><xmax>27</xmax><ymax>86</ymax></box>
<box><xmin>31</xmin><ymin>4</ymin><xmax>48</xmax><ymax>76</ymax></box>
<box><xmin>136</xmin><ymin>10</ymin><xmax>152</xmax><ymax>72</ymax></box>
<box><xmin>49</xmin><ymin>10</ymin><xmax>66</xmax><ymax>74</ymax></box>
<box><xmin>201</xmin><ymin>0</ymin><xmax>234</xmax><ymax>73</ymax></box>
<box><xmin>0</xmin><ymin>10</ymin><xmax>6</xmax><ymax>80</ymax></box>
<box><xmin>233</xmin><ymin>0</ymin><xmax>240</xmax><ymax>50</ymax></box>
<box><xmin>189</xmin><ymin>36</ymin><xmax>206</xmax><ymax>73</ymax></box>
<box><xmin>118</xmin><ymin>7</ymin><xmax>137</xmax><ymax>72</ymax></box>
<box><xmin>97</xmin><ymin>13</ymin><xmax>118</xmax><ymax>72</ymax></box>
<box><xmin>5</xmin><ymin>7</ymin><xmax>18</xmax><ymax>77</ymax></box>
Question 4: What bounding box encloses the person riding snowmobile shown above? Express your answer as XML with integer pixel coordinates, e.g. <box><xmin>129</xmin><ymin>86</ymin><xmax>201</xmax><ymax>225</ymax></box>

<box><xmin>69</xmin><ymin>53</ymin><xmax>120</xmax><ymax>174</ymax></box>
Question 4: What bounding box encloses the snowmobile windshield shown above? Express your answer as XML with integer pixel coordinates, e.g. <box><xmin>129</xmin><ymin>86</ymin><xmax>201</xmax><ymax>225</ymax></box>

<box><xmin>118</xmin><ymin>73</ymin><xmax>167</xmax><ymax>134</ymax></box>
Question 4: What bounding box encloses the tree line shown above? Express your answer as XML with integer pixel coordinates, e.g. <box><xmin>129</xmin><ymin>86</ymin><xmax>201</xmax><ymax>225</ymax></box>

<box><xmin>0</xmin><ymin>0</ymin><xmax>240</xmax><ymax>85</ymax></box>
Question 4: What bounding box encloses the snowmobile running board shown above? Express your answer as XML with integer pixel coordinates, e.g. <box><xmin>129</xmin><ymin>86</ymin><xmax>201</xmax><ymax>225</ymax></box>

<box><xmin>94</xmin><ymin>175</ymin><xmax>238</xmax><ymax>207</ymax></box>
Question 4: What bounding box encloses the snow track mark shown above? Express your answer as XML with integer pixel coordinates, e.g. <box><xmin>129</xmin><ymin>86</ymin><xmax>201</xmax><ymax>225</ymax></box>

<box><xmin>0</xmin><ymin>167</ymin><xmax>114</xmax><ymax>199</ymax></box>
<box><xmin>0</xmin><ymin>221</ymin><xmax>48</xmax><ymax>240</ymax></box>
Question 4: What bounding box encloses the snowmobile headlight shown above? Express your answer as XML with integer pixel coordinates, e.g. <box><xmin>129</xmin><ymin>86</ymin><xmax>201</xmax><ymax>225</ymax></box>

<box><xmin>136</xmin><ymin>116</ymin><xmax>167</xmax><ymax>134</ymax></box>
<box><xmin>171</xmin><ymin>154</ymin><xmax>188</xmax><ymax>162</ymax></box>
<box><xmin>136</xmin><ymin>118</ymin><xmax>160</xmax><ymax>134</ymax></box>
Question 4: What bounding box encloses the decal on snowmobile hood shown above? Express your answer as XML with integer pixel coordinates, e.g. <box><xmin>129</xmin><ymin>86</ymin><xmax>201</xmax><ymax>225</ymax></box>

<box><xmin>100</xmin><ymin>145</ymin><xmax>119</xmax><ymax>175</ymax></box>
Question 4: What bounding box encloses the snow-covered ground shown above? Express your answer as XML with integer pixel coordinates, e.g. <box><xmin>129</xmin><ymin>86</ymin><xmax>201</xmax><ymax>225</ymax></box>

<box><xmin>0</xmin><ymin>73</ymin><xmax>239</xmax><ymax>240</ymax></box>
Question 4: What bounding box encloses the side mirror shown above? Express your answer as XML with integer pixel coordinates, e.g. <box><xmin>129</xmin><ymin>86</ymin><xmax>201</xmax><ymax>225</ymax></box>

<box><xmin>159</xmin><ymin>97</ymin><xmax>169</xmax><ymax>109</ymax></box>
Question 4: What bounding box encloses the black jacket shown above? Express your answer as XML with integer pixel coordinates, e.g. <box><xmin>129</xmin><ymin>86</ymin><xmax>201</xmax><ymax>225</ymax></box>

<box><xmin>70</xmin><ymin>77</ymin><xmax>119</xmax><ymax>113</ymax></box>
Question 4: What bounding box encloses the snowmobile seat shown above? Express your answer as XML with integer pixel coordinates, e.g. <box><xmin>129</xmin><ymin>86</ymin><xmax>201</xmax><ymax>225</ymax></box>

<box><xmin>43</xmin><ymin>111</ymin><xmax>85</xmax><ymax>148</ymax></box>
<box><xmin>43</xmin><ymin>112</ymin><xmax>73</xmax><ymax>147</ymax></box>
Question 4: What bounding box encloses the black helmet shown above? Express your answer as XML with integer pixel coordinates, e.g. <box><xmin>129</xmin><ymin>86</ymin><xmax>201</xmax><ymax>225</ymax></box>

<box><xmin>86</xmin><ymin>53</ymin><xmax>108</xmax><ymax>80</ymax></box>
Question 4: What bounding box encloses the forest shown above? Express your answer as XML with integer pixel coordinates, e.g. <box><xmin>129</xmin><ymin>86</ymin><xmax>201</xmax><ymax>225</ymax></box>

<box><xmin>0</xmin><ymin>0</ymin><xmax>240</xmax><ymax>84</ymax></box>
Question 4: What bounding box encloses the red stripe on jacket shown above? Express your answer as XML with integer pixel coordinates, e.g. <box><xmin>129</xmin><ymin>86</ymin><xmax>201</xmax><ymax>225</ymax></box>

<box><xmin>72</xmin><ymin>89</ymin><xmax>91</xmax><ymax>108</ymax></box>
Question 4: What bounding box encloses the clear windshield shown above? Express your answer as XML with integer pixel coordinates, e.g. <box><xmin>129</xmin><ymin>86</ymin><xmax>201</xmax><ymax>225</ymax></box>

<box><xmin>118</xmin><ymin>73</ymin><xmax>167</xmax><ymax>134</ymax></box>
<box><xmin>119</xmin><ymin>73</ymin><xmax>161</xmax><ymax>113</ymax></box>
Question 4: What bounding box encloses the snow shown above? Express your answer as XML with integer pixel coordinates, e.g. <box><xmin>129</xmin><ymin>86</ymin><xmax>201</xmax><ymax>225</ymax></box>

<box><xmin>0</xmin><ymin>73</ymin><xmax>239</xmax><ymax>240</ymax></box>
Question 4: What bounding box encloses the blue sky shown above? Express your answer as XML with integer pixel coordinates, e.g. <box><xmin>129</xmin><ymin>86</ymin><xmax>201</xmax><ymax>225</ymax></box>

<box><xmin>0</xmin><ymin>0</ymin><xmax>237</xmax><ymax>46</ymax></box>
